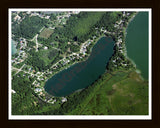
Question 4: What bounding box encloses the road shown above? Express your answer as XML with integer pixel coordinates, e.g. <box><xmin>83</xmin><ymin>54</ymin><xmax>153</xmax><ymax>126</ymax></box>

<box><xmin>35</xmin><ymin>34</ymin><xmax>39</xmax><ymax>52</ymax></box>
<box><xmin>30</xmin><ymin>34</ymin><xmax>41</xmax><ymax>52</ymax></box>
<box><xmin>52</xmin><ymin>47</ymin><xmax>61</xmax><ymax>51</ymax></box>
<box><xmin>13</xmin><ymin>64</ymin><xmax>26</xmax><ymax>75</ymax></box>
<box><xmin>12</xmin><ymin>65</ymin><xmax>37</xmax><ymax>77</ymax></box>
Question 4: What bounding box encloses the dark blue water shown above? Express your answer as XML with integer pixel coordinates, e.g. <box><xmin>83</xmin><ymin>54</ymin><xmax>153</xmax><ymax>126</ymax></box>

<box><xmin>44</xmin><ymin>37</ymin><xmax>115</xmax><ymax>97</ymax></box>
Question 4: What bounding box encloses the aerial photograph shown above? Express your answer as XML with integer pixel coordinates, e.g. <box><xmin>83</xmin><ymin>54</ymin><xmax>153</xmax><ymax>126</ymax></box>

<box><xmin>9</xmin><ymin>9</ymin><xmax>150</xmax><ymax>119</ymax></box>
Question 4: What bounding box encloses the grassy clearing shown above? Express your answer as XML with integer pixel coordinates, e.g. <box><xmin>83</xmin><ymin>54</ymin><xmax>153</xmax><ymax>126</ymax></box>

<box><xmin>68</xmin><ymin>70</ymin><xmax>148</xmax><ymax>115</ymax></box>
<box><xmin>73</xmin><ymin>12</ymin><xmax>105</xmax><ymax>37</ymax></box>
<box><xmin>38</xmin><ymin>48</ymin><xmax>58</xmax><ymax>66</ymax></box>
<box><xmin>39</xmin><ymin>28</ymin><xmax>54</xmax><ymax>39</ymax></box>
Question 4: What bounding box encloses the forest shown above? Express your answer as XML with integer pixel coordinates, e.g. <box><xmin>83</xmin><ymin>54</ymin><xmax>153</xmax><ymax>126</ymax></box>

<box><xmin>12</xmin><ymin>15</ymin><xmax>48</xmax><ymax>39</ymax></box>
<box><xmin>26</xmin><ymin>48</ymin><xmax>60</xmax><ymax>72</ymax></box>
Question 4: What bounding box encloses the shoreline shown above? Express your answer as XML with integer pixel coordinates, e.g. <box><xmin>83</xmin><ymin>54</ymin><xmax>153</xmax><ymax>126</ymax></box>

<box><xmin>43</xmin><ymin>35</ymin><xmax>107</xmax><ymax>97</ymax></box>
<box><xmin>12</xmin><ymin>39</ymin><xmax>18</xmax><ymax>55</ymax></box>
<box><xmin>124</xmin><ymin>12</ymin><xmax>147</xmax><ymax>81</ymax></box>
<box><xmin>41</xmin><ymin>35</ymin><xmax>106</xmax><ymax>97</ymax></box>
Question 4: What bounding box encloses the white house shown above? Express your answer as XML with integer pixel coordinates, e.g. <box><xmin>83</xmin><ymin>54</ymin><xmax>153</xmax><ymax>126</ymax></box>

<box><xmin>35</xmin><ymin>88</ymin><xmax>42</xmax><ymax>93</ymax></box>
<box><xmin>44</xmin><ymin>46</ymin><xmax>48</xmax><ymax>50</ymax></box>
<box><xmin>14</xmin><ymin>15</ymin><xmax>21</xmax><ymax>21</ymax></box>
<box><xmin>61</xmin><ymin>97</ymin><xmax>67</xmax><ymax>103</ymax></box>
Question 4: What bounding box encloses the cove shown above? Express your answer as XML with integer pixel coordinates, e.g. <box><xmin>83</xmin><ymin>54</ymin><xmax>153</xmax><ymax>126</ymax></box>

<box><xmin>125</xmin><ymin>12</ymin><xmax>149</xmax><ymax>80</ymax></box>
<box><xmin>44</xmin><ymin>37</ymin><xmax>115</xmax><ymax>97</ymax></box>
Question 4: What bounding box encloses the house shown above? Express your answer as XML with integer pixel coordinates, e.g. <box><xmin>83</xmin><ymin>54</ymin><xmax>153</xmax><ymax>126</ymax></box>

<box><xmin>52</xmin><ymin>99</ymin><xmax>56</xmax><ymax>104</ymax></box>
<box><xmin>44</xmin><ymin>46</ymin><xmax>48</xmax><ymax>50</ymax></box>
<box><xmin>45</xmin><ymin>16</ymin><xmax>50</xmax><ymax>19</ymax></box>
<box><xmin>27</xmin><ymin>11</ymin><xmax>31</xmax><ymax>14</ymax></box>
<box><xmin>14</xmin><ymin>15</ymin><xmax>21</xmax><ymax>21</ymax></box>
<box><xmin>72</xmin><ymin>11</ymin><xmax>80</xmax><ymax>14</ymax></box>
<box><xmin>61</xmin><ymin>97</ymin><xmax>67</xmax><ymax>103</ymax></box>
<box><xmin>113</xmin><ymin>60</ymin><xmax>116</xmax><ymax>63</ymax></box>
<box><xmin>11</xmin><ymin>60</ymin><xmax>15</xmax><ymax>63</ymax></box>
<box><xmin>35</xmin><ymin>88</ymin><xmax>42</xmax><ymax>93</ymax></box>
<box><xmin>11</xmin><ymin>89</ymin><xmax>16</xmax><ymax>94</ymax></box>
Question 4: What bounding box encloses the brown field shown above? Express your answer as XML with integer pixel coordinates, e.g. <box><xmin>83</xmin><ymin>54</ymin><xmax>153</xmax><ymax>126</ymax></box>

<box><xmin>39</xmin><ymin>28</ymin><xmax>54</xmax><ymax>39</ymax></box>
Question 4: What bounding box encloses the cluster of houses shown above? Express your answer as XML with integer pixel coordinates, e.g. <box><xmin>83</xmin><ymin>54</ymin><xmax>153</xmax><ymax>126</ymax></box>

<box><xmin>26</xmin><ymin>40</ymin><xmax>94</xmax><ymax>104</ymax></box>
<box><xmin>26</xmin><ymin>11</ymin><xmax>51</xmax><ymax>19</ymax></box>
<box><xmin>32</xmin><ymin>79</ymin><xmax>67</xmax><ymax>104</ymax></box>
<box><xmin>12</xmin><ymin>51</ymin><xmax>26</xmax><ymax>64</ymax></box>
<box><xmin>12</xmin><ymin>39</ymin><xmax>27</xmax><ymax>65</ymax></box>
<box><xmin>111</xmin><ymin>12</ymin><xmax>135</xmax><ymax>69</ymax></box>
<box><xmin>80</xmin><ymin>40</ymin><xmax>92</xmax><ymax>55</ymax></box>
<box><xmin>12</xmin><ymin>11</ymin><xmax>74</xmax><ymax>27</ymax></box>
<box><xmin>32</xmin><ymin>80</ymin><xmax>67</xmax><ymax>104</ymax></box>
<box><xmin>14</xmin><ymin>15</ymin><xmax>21</xmax><ymax>21</ymax></box>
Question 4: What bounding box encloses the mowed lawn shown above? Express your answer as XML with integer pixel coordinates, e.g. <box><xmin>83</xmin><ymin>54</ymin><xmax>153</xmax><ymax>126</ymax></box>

<box><xmin>68</xmin><ymin>71</ymin><xmax>148</xmax><ymax>115</ymax></box>
<box><xmin>39</xmin><ymin>28</ymin><xmax>54</xmax><ymax>39</ymax></box>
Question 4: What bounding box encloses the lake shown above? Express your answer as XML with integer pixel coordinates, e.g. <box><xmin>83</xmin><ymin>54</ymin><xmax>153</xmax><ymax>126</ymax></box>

<box><xmin>125</xmin><ymin>12</ymin><xmax>149</xmax><ymax>80</ymax></box>
<box><xmin>44</xmin><ymin>37</ymin><xmax>115</xmax><ymax>97</ymax></box>
<box><xmin>12</xmin><ymin>39</ymin><xmax>17</xmax><ymax>55</ymax></box>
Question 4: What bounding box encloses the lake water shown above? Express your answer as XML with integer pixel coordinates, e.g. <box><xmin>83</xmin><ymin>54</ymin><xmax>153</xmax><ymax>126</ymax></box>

<box><xmin>125</xmin><ymin>12</ymin><xmax>149</xmax><ymax>80</ymax></box>
<box><xmin>44</xmin><ymin>37</ymin><xmax>115</xmax><ymax>97</ymax></box>
<box><xmin>11</xmin><ymin>39</ymin><xmax>17</xmax><ymax>55</ymax></box>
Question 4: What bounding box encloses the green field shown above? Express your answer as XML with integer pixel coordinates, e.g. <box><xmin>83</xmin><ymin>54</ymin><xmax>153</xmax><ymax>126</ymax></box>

<box><xmin>67</xmin><ymin>70</ymin><xmax>148</xmax><ymax>115</ymax></box>
<box><xmin>73</xmin><ymin>12</ymin><xmax>105</xmax><ymax>36</ymax></box>
<box><xmin>38</xmin><ymin>48</ymin><xmax>59</xmax><ymax>66</ymax></box>
<box><xmin>39</xmin><ymin>28</ymin><xmax>54</xmax><ymax>39</ymax></box>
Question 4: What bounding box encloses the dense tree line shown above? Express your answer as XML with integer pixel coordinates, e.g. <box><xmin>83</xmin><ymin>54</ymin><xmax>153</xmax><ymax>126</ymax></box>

<box><xmin>26</xmin><ymin>55</ymin><xmax>46</xmax><ymax>71</ymax></box>
<box><xmin>69</xmin><ymin>44</ymin><xmax>80</xmax><ymax>53</ymax></box>
<box><xmin>27</xmin><ymin>40</ymin><xmax>36</xmax><ymax>47</ymax></box>
<box><xmin>12</xmin><ymin>73</ymin><xmax>35</xmax><ymax>114</ymax></box>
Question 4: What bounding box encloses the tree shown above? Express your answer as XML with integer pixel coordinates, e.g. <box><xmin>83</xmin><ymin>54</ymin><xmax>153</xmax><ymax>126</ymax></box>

<box><xmin>50</xmin><ymin>13</ymin><xmax>57</xmax><ymax>21</ymax></box>
<box><xmin>12</xmin><ymin>16</ymin><xmax>48</xmax><ymax>39</ymax></box>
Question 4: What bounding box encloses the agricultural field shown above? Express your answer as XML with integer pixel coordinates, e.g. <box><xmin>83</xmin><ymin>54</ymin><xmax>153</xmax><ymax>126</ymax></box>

<box><xmin>39</xmin><ymin>28</ymin><xmax>54</xmax><ymax>39</ymax></box>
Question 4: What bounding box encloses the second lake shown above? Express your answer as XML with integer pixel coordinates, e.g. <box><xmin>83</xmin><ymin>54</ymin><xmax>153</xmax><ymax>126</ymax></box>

<box><xmin>125</xmin><ymin>12</ymin><xmax>149</xmax><ymax>80</ymax></box>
